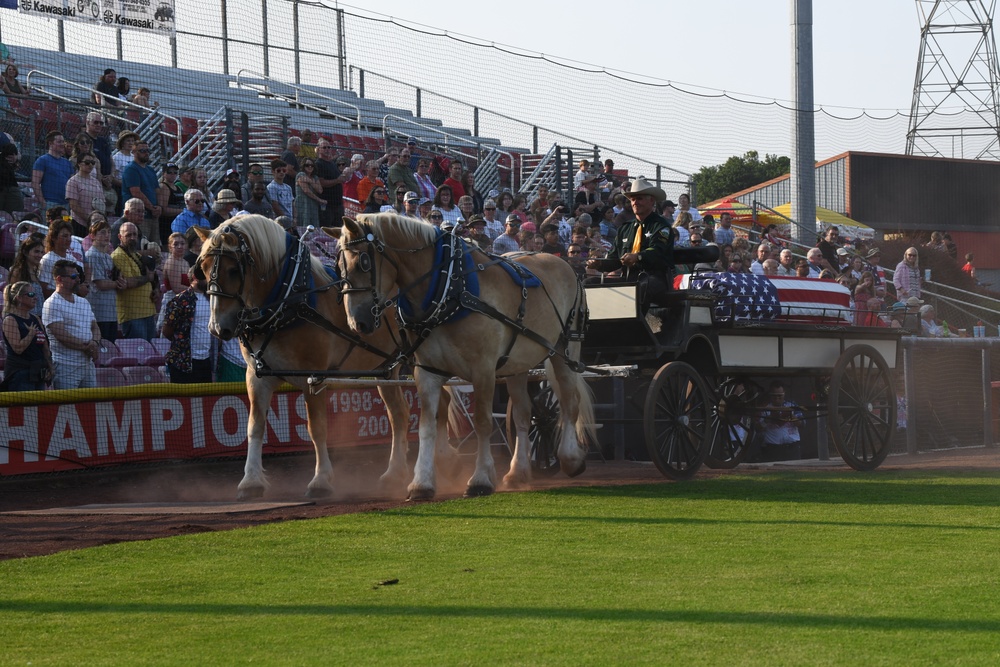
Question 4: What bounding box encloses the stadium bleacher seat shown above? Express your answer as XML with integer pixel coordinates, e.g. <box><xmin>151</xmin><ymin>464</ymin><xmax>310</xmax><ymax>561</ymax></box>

<box><xmin>96</xmin><ymin>339</ymin><xmax>120</xmax><ymax>368</ymax></box>
<box><xmin>107</xmin><ymin>341</ymin><xmax>139</xmax><ymax>368</ymax></box>
<box><xmin>96</xmin><ymin>367</ymin><xmax>127</xmax><ymax>388</ymax></box>
<box><xmin>0</xmin><ymin>224</ymin><xmax>15</xmax><ymax>263</ymax></box>
<box><xmin>116</xmin><ymin>338</ymin><xmax>165</xmax><ymax>367</ymax></box>
<box><xmin>150</xmin><ymin>337</ymin><xmax>171</xmax><ymax>357</ymax></box>
<box><xmin>122</xmin><ymin>366</ymin><xmax>168</xmax><ymax>385</ymax></box>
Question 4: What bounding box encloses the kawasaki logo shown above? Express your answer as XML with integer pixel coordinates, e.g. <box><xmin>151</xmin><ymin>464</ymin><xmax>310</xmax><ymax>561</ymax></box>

<box><xmin>23</xmin><ymin>1</ymin><xmax>77</xmax><ymax>16</ymax></box>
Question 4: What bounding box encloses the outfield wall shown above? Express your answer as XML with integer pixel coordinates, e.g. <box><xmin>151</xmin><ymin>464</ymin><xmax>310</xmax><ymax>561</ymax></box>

<box><xmin>0</xmin><ymin>383</ymin><xmax>421</xmax><ymax>476</ymax></box>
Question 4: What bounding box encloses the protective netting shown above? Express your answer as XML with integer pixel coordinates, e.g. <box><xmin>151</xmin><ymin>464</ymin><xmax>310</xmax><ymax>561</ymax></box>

<box><xmin>0</xmin><ymin>0</ymin><xmax>950</xmax><ymax>181</ymax></box>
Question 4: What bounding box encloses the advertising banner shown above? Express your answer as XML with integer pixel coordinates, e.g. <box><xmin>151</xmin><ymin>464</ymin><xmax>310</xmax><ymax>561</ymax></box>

<box><xmin>18</xmin><ymin>0</ymin><xmax>176</xmax><ymax>35</ymax></box>
<box><xmin>0</xmin><ymin>386</ymin><xmax>421</xmax><ymax>476</ymax></box>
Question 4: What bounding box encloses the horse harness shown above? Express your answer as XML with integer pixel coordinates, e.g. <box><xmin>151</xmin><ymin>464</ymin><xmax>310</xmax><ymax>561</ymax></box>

<box><xmin>202</xmin><ymin>226</ymin><xmax>399</xmax><ymax>377</ymax></box>
<box><xmin>338</xmin><ymin>227</ymin><xmax>588</xmax><ymax>376</ymax></box>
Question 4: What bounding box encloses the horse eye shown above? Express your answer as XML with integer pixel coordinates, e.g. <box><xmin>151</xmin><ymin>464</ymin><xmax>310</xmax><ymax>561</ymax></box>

<box><xmin>227</xmin><ymin>266</ymin><xmax>240</xmax><ymax>280</ymax></box>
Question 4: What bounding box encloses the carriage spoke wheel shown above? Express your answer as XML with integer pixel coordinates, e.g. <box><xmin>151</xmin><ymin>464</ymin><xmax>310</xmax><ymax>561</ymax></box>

<box><xmin>506</xmin><ymin>382</ymin><xmax>561</xmax><ymax>477</ymax></box>
<box><xmin>644</xmin><ymin>362</ymin><xmax>712</xmax><ymax>480</ymax></box>
<box><xmin>828</xmin><ymin>344</ymin><xmax>896</xmax><ymax>471</ymax></box>
<box><xmin>704</xmin><ymin>376</ymin><xmax>761</xmax><ymax>469</ymax></box>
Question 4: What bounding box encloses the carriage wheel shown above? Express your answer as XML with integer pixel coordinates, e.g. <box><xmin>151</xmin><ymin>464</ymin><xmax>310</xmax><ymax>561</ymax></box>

<box><xmin>644</xmin><ymin>362</ymin><xmax>712</xmax><ymax>480</ymax></box>
<box><xmin>828</xmin><ymin>344</ymin><xmax>896</xmax><ymax>471</ymax></box>
<box><xmin>506</xmin><ymin>382</ymin><xmax>561</xmax><ymax>477</ymax></box>
<box><xmin>704</xmin><ymin>377</ymin><xmax>761</xmax><ymax>469</ymax></box>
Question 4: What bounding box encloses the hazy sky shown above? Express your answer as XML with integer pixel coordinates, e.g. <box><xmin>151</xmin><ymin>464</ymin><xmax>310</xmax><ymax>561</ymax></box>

<box><xmin>344</xmin><ymin>0</ymin><xmax>921</xmax><ymax>112</ymax></box>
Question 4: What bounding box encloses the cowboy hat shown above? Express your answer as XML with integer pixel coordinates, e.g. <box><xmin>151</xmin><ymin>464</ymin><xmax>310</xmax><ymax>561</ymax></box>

<box><xmin>866</xmin><ymin>247</ymin><xmax>881</xmax><ymax>258</ymax></box>
<box><xmin>623</xmin><ymin>176</ymin><xmax>666</xmax><ymax>202</ymax></box>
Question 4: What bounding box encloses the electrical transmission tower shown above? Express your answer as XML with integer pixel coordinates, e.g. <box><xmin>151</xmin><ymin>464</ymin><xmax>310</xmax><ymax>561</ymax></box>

<box><xmin>906</xmin><ymin>0</ymin><xmax>1000</xmax><ymax>160</ymax></box>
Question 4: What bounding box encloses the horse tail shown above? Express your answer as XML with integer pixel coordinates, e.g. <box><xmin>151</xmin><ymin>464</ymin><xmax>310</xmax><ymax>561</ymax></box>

<box><xmin>572</xmin><ymin>368</ymin><xmax>597</xmax><ymax>448</ymax></box>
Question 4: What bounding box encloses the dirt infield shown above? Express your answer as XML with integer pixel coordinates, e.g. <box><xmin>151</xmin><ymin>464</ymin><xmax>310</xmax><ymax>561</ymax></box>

<box><xmin>2</xmin><ymin>446</ymin><xmax>998</xmax><ymax>561</ymax></box>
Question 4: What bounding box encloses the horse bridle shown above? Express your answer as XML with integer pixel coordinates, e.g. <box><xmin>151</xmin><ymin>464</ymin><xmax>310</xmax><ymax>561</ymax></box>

<box><xmin>202</xmin><ymin>226</ymin><xmax>258</xmax><ymax>314</ymax></box>
<box><xmin>338</xmin><ymin>228</ymin><xmax>403</xmax><ymax>329</ymax></box>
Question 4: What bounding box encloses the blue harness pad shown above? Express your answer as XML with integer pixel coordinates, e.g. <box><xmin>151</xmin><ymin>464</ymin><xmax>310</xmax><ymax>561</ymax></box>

<box><xmin>497</xmin><ymin>258</ymin><xmax>542</xmax><ymax>288</ymax></box>
<box><xmin>261</xmin><ymin>234</ymin><xmax>338</xmax><ymax>308</ymax></box>
<box><xmin>398</xmin><ymin>232</ymin><xmax>478</xmax><ymax>322</ymax></box>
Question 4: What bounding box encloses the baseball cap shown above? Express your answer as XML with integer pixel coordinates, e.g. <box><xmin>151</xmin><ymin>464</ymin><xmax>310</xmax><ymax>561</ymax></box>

<box><xmin>165</xmin><ymin>162</ymin><xmax>178</xmax><ymax>170</ymax></box>
<box><xmin>837</xmin><ymin>247</ymin><xmax>849</xmax><ymax>256</ymax></box>
<box><xmin>467</xmin><ymin>214</ymin><xmax>485</xmax><ymax>227</ymax></box>
<box><xmin>404</xmin><ymin>191</ymin><xmax>419</xmax><ymax>202</ymax></box>
<box><xmin>418</xmin><ymin>197</ymin><xmax>432</xmax><ymax>206</ymax></box>
<box><xmin>663</xmin><ymin>200</ymin><xmax>677</xmax><ymax>207</ymax></box>
<box><xmin>225</xmin><ymin>168</ymin><xmax>239</xmax><ymax>178</ymax></box>
<box><xmin>351</xmin><ymin>153</ymin><xmax>364</xmax><ymax>162</ymax></box>
<box><xmin>505</xmin><ymin>214</ymin><xmax>521</xmax><ymax>225</ymax></box>
<box><xmin>407</xmin><ymin>137</ymin><xmax>416</xmax><ymax>145</ymax></box>
<box><xmin>487</xmin><ymin>189</ymin><xmax>500</xmax><ymax>199</ymax></box>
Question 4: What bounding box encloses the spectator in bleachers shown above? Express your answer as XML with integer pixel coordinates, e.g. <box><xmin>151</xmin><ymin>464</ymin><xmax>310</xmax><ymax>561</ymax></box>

<box><xmin>762</xmin><ymin>259</ymin><xmax>779</xmax><ymax>276</ymax></box>
<box><xmin>39</xmin><ymin>219</ymin><xmax>86</xmax><ymax>298</ymax></box>
<box><xmin>749</xmin><ymin>243</ymin><xmax>770</xmax><ymax>276</ymax></box>
<box><xmin>389</xmin><ymin>186</ymin><xmax>407</xmax><ymax>213</ymax></box>
<box><xmin>10</xmin><ymin>238</ymin><xmax>45</xmax><ymax>318</ymax></box>
<box><xmin>360</xmin><ymin>185</ymin><xmax>387</xmax><ymax>214</ymax></box>
<box><xmin>894</xmin><ymin>247</ymin><xmax>922</xmax><ymax>301</ymax></box>
<box><xmin>540</xmin><ymin>223</ymin><xmax>566</xmax><ymax>256</ymax></box>
<box><xmin>376</xmin><ymin>147</ymin><xmax>398</xmax><ymax>185</ymax></box>
<box><xmin>68</xmin><ymin>132</ymin><xmax>94</xmax><ymax>169</ymax></box>
<box><xmin>280</xmin><ymin>136</ymin><xmax>302</xmax><ymax>183</ymax></box>
<box><xmin>267</xmin><ymin>160</ymin><xmax>294</xmax><ymax>219</ymax></box>
<box><xmin>162</xmin><ymin>232</ymin><xmax>191</xmax><ymax>296</ymax></box>
<box><xmin>389</xmin><ymin>147</ymin><xmax>420</xmax><ymax>197</ymax></box>
<box><xmin>171</xmin><ymin>189</ymin><xmax>211</xmax><ymax>234</ymax></box>
<box><xmin>356</xmin><ymin>160</ymin><xmax>384</xmax><ymax>205</ymax></box>
<box><xmin>92</xmin><ymin>68</ymin><xmax>120</xmax><ymax>108</ymax></box>
<box><xmin>342</xmin><ymin>153</ymin><xmax>364</xmax><ymax>202</ymax></box>
<box><xmin>728</xmin><ymin>253</ymin><xmax>746</xmax><ymax>274</ymax></box>
<box><xmin>315</xmin><ymin>140</ymin><xmax>351</xmax><ymax>227</ymax></box>
<box><xmin>240</xmin><ymin>163</ymin><xmax>273</xmax><ymax>211</ymax></box>
<box><xmin>175</xmin><ymin>165</ymin><xmax>195</xmax><ymax>193</ymax></box>
<box><xmin>112</xmin><ymin>221</ymin><xmax>158</xmax><ymax>341</ymax></box>
<box><xmin>293</xmin><ymin>158</ymin><xmax>325</xmax><ymax>227</ymax></box>
<box><xmin>432</xmin><ymin>184</ymin><xmax>462</xmax><ymax>225</ymax></box>
<box><xmin>43</xmin><ymin>259</ymin><xmax>100</xmax><ymax>390</ymax></box>
<box><xmin>157</xmin><ymin>162</ymin><xmax>185</xmax><ymax>235</ymax></box>
<box><xmin>491</xmin><ymin>215</ymin><xmax>522</xmax><ymax>254</ymax></box>
<box><xmin>121</xmin><ymin>140</ymin><xmax>161</xmax><ymax>243</ymax></box>
<box><xmin>676</xmin><ymin>193</ymin><xmax>702</xmax><ymax>224</ymax></box>
<box><xmin>442</xmin><ymin>160</ymin><xmax>465</xmax><ymax>200</ymax></box>
<box><xmin>65</xmin><ymin>151</ymin><xmax>105</xmax><ymax>237</ymax></box>
<box><xmin>573</xmin><ymin>160</ymin><xmax>591</xmax><ymax>191</ymax></box>
<box><xmin>777</xmin><ymin>248</ymin><xmax>795</xmax><ymax>276</ymax></box>
<box><xmin>457</xmin><ymin>195</ymin><xmax>474</xmax><ymax>223</ymax></box>
<box><xmin>162</xmin><ymin>266</ymin><xmax>211</xmax><ymax>383</ymax></box>
<box><xmin>193</xmin><ymin>169</ymin><xmax>213</xmax><ymax>213</ymax></box>
<box><xmin>714</xmin><ymin>212</ymin><xmax>736</xmax><ymax>246</ymax></box>
<box><xmin>863</xmin><ymin>248</ymin><xmax>888</xmax><ymax>297</ymax></box>
<box><xmin>221</xmin><ymin>168</ymin><xmax>241</xmax><ymax>197</ymax></box>
<box><xmin>31</xmin><ymin>131</ymin><xmax>73</xmax><ymax>214</ymax></box>
<box><xmin>131</xmin><ymin>87</ymin><xmax>157</xmax><ymax>109</ymax></box>
<box><xmin>1</xmin><ymin>281</ymin><xmax>53</xmax><ymax>392</ymax></box>
<box><xmin>1</xmin><ymin>63</ymin><xmax>28</xmax><ymax>96</ymax></box>
<box><xmin>491</xmin><ymin>190</ymin><xmax>511</xmax><ymax>223</ymax></box>
<box><xmin>183</xmin><ymin>226</ymin><xmax>202</xmax><ymax>265</ymax></box>
<box><xmin>243</xmin><ymin>181</ymin><xmax>274</xmax><ymax>219</ymax></box>
<box><xmin>111</xmin><ymin>132</ymin><xmax>139</xmax><ymax>179</ymax></box>
<box><xmin>298</xmin><ymin>129</ymin><xmax>317</xmax><ymax>160</ymax></box>
<box><xmin>815</xmin><ymin>226</ymin><xmax>841</xmax><ymax>276</ymax></box>
<box><xmin>528</xmin><ymin>186</ymin><xmax>550</xmax><ymax>224</ymax></box>
<box><xmin>919</xmin><ymin>304</ymin><xmax>944</xmax><ymax>337</ymax></box>
<box><xmin>671</xmin><ymin>211</ymin><xmax>692</xmax><ymax>247</ymax></box>
<box><xmin>414</xmin><ymin>157</ymin><xmax>436</xmax><ymax>201</ymax></box>
<box><xmin>115</xmin><ymin>77</ymin><xmax>130</xmax><ymax>103</ymax></box>
<box><xmin>794</xmin><ymin>259</ymin><xmax>810</xmax><ymax>277</ymax></box>
<box><xmin>403</xmin><ymin>191</ymin><xmax>420</xmax><ymax>218</ymax></box>
<box><xmin>83</xmin><ymin>112</ymin><xmax>118</xmax><ymax>211</ymax></box>
<box><xmin>805</xmin><ymin>247</ymin><xmax>829</xmax><ymax>278</ymax></box>
<box><xmin>0</xmin><ymin>141</ymin><xmax>22</xmax><ymax>214</ymax></box>
<box><xmin>209</xmin><ymin>189</ymin><xmax>243</xmax><ymax>227</ymax></box>
<box><xmin>461</xmin><ymin>172</ymin><xmax>483</xmax><ymax>214</ymax></box>
<box><xmin>962</xmin><ymin>253</ymin><xmax>976</xmax><ymax>280</ymax></box>
<box><xmin>415</xmin><ymin>197</ymin><xmax>432</xmax><ymax>220</ymax></box>
<box><xmin>85</xmin><ymin>217</ymin><xmax>121</xmax><ymax>342</ymax></box>
<box><xmin>481</xmin><ymin>199</ymin><xmax>503</xmax><ymax>240</ymax></box>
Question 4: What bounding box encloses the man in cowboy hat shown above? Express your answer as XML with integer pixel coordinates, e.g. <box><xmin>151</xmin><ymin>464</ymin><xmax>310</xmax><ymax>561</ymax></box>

<box><xmin>587</xmin><ymin>176</ymin><xmax>675</xmax><ymax>304</ymax></box>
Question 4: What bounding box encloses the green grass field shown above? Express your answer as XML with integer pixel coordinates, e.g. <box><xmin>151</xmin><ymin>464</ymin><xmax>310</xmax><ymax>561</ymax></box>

<box><xmin>2</xmin><ymin>470</ymin><xmax>999</xmax><ymax>666</ymax></box>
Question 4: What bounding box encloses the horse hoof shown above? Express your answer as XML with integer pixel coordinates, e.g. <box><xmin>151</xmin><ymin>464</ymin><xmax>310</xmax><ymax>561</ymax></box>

<box><xmin>502</xmin><ymin>475</ymin><xmax>529</xmax><ymax>490</ymax></box>
<box><xmin>563</xmin><ymin>460</ymin><xmax>586</xmax><ymax>478</ymax></box>
<box><xmin>408</xmin><ymin>487</ymin><xmax>436</xmax><ymax>502</ymax></box>
<box><xmin>237</xmin><ymin>486</ymin><xmax>265</xmax><ymax>501</ymax></box>
<box><xmin>464</xmin><ymin>484</ymin><xmax>495</xmax><ymax>498</ymax></box>
<box><xmin>305</xmin><ymin>486</ymin><xmax>334</xmax><ymax>499</ymax></box>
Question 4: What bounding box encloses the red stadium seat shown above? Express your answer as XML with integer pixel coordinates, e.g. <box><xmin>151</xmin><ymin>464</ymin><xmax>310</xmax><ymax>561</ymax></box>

<box><xmin>122</xmin><ymin>366</ymin><xmax>168</xmax><ymax>385</ymax></box>
<box><xmin>181</xmin><ymin>117</ymin><xmax>200</xmax><ymax>136</ymax></box>
<box><xmin>96</xmin><ymin>339</ymin><xmax>121</xmax><ymax>368</ymax></box>
<box><xmin>150</xmin><ymin>337</ymin><xmax>171</xmax><ymax>357</ymax></box>
<box><xmin>115</xmin><ymin>338</ymin><xmax>164</xmax><ymax>367</ymax></box>
<box><xmin>362</xmin><ymin>136</ymin><xmax>382</xmax><ymax>151</ymax></box>
<box><xmin>96</xmin><ymin>367</ymin><xmax>127</xmax><ymax>388</ymax></box>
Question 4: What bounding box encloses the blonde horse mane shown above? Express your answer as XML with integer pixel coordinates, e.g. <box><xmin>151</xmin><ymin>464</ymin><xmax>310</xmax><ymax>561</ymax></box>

<box><xmin>202</xmin><ymin>213</ymin><xmax>329</xmax><ymax>282</ymax></box>
<box><xmin>355</xmin><ymin>211</ymin><xmax>438</xmax><ymax>248</ymax></box>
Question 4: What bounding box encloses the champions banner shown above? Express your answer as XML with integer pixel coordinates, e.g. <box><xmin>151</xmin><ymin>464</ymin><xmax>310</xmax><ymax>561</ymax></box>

<box><xmin>0</xmin><ymin>386</ymin><xmax>421</xmax><ymax>476</ymax></box>
<box><xmin>17</xmin><ymin>0</ymin><xmax>176</xmax><ymax>35</ymax></box>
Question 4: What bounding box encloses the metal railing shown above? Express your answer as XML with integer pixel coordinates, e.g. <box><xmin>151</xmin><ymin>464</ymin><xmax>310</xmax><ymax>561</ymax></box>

<box><xmin>350</xmin><ymin>66</ymin><xmax>692</xmax><ymax>185</ymax></box>
<box><xmin>168</xmin><ymin>107</ymin><xmax>232</xmax><ymax>188</ymax></box>
<box><xmin>23</xmin><ymin>69</ymin><xmax>182</xmax><ymax>149</ymax></box>
<box><xmin>235</xmin><ymin>69</ymin><xmax>362</xmax><ymax>129</ymax></box>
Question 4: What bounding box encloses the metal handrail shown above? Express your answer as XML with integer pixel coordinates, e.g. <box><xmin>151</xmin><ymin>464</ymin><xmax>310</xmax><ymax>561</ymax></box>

<box><xmin>23</xmin><ymin>69</ymin><xmax>182</xmax><ymax>145</ymax></box>
<box><xmin>235</xmin><ymin>69</ymin><xmax>361</xmax><ymax>128</ymax></box>
<box><xmin>353</xmin><ymin>66</ymin><xmax>691</xmax><ymax>180</ymax></box>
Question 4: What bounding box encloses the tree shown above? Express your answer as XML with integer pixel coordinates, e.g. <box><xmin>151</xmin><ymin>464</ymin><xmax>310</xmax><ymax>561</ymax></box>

<box><xmin>691</xmin><ymin>151</ymin><xmax>790</xmax><ymax>204</ymax></box>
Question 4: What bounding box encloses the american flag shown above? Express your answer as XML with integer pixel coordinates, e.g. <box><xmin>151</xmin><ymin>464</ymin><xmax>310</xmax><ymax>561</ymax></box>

<box><xmin>674</xmin><ymin>273</ymin><xmax>851</xmax><ymax>323</ymax></box>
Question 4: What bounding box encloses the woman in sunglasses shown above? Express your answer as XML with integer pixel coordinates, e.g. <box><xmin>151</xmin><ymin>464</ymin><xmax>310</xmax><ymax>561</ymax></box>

<box><xmin>65</xmin><ymin>151</ymin><xmax>105</xmax><ymax>236</ymax></box>
<box><xmin>294</xmin><ymin>159</ymin><xmax>327</xmax><ymax>227</ymax></box>
<box><xmin>362</xmin><ymin>185</ymin><xmax>389</xmax><ymax>214</ymax></box>
<box><xmin>0</xmin><ymin>281</ymin><xmax>54</xmax><ymax>391</ymax></box>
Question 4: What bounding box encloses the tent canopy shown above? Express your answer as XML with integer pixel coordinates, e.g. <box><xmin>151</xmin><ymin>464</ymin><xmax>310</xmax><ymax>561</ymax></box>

<box><xmin>758</xmin><ymin>204</ymin><xmax>875</xmax><ymax>242</ymax></box>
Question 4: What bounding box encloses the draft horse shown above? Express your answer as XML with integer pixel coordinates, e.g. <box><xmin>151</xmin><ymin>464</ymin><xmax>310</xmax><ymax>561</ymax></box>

<box><xmin>326</xmin><ymin>212</ymin><xmax>596</xmax><ymax>500</ymax></box>
<box><xmin>195</xmin><ymin>215</ymin><xmax>452</xmax><ymax>499</ymax></box>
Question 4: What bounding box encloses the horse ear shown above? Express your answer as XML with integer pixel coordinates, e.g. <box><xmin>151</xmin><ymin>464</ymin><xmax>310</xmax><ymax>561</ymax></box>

<box><xmin>340</xmin><ymin>217</ymin><xmax>364</xmax><ymax>237</ymax></box>
<box><xmin>321</xmin><ymin>226</ymin><xmax>342</xmax><ymax>240</ymax></box>
<box><xmin>193</xmin><ymin>226</ymin><xmax>212</xmax><ymax>242</ymax></box>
